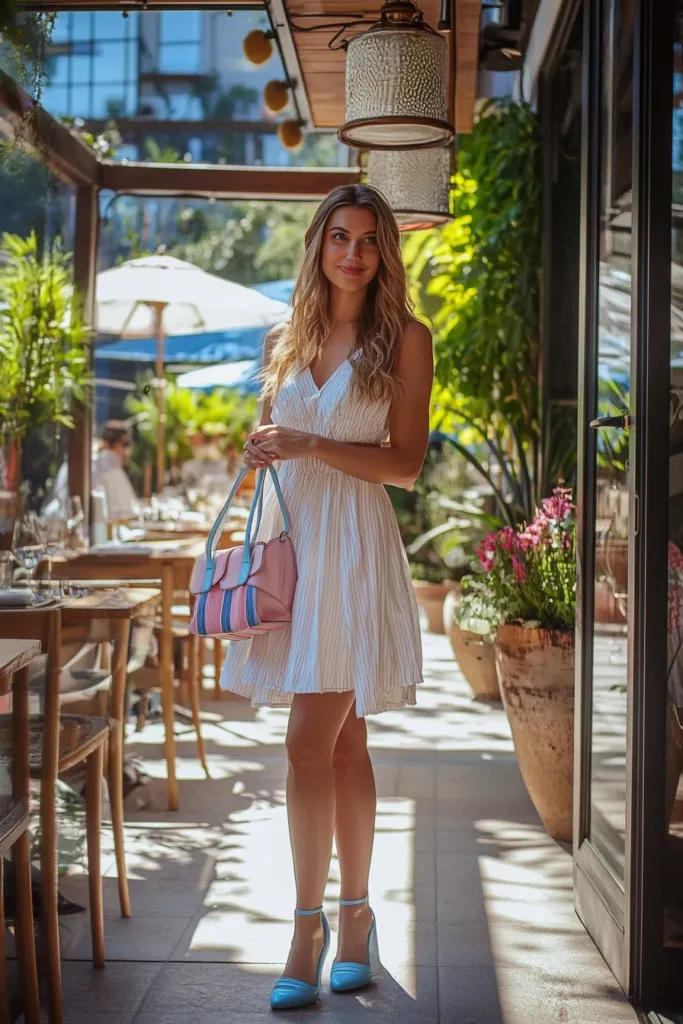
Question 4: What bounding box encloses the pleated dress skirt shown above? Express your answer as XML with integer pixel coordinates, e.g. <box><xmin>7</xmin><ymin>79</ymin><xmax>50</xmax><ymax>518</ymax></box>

<box><xmin>220</xmin><ymin>360</ymin><xmax>423</xmax><ymax>717</ymax></box>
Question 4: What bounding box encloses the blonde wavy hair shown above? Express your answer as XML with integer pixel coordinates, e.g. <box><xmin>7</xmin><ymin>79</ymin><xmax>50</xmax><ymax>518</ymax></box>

<box><xmin>261</xmin><ymin>184</ymin><xmax>413</xmax><ymax>403</ymax></box>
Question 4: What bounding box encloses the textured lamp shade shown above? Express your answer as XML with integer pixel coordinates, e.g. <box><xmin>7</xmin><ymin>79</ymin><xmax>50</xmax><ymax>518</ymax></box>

<box><xmin>367</xmin><ymin>147</ymin><xmax>452</xmax><ymax>230</ymax></box>
<box><xmin>339</xmin><ymin>0</ymin><xmax>453</xmax><ymax>150</ymax></box>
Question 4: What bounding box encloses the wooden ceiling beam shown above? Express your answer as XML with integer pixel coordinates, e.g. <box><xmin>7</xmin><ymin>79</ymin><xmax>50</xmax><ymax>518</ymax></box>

<box><xmin>99</xmin><ymin>161</ymin><xmax>360</xmax><ymax>199</ymax></box>
<box><xmin>0</xmin><ymin>71</ymin><xmax>100</xmax><ymax>186</ymax></box>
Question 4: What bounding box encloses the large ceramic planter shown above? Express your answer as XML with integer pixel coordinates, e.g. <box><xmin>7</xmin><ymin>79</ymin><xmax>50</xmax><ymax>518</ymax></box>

<box><xmin>443</xmin><ymin>591</ymin><xmax>499</xmax><ymax>701</ymax></box>
<box><xmin>412</xmin><ymin>579</ymin><xmax>450</xmax><ymax>634</ymax></box>
<box><xmin>494</xmin><ymin>624</ymin><xmax>575</xmax><ymax>842</ymax></box>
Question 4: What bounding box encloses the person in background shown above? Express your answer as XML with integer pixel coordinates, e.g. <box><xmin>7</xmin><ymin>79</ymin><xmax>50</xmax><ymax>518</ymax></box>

<box><xmin>93</xmin><ymin>420</ymin><xmax>138</xmax><ymax>521</ymax></box>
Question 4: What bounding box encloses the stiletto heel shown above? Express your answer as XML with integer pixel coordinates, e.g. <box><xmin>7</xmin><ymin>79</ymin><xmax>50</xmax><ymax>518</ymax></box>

<box><xmin>270</xmin><ymin>906</ymin><xmax>330</xmax><ymax>1010</ymax></box>
<box><xmin>330</xmin><ymin>896</ymin><xmax>381</xmax><ymax>993</ymax></box>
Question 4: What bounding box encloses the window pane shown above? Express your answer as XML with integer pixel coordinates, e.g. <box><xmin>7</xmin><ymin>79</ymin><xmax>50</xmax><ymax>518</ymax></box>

<box><xmin>92</xmin><ymin>84</ymin><xmax>125</xmax><ymax>118</ymax></box>
<box><xmin>160</xmin><ymin>11</ymin><xmax>201</xmax><ymax>43</ymax></box>
<box><xmin>70</xmin><ymin>12</ymin><xmax>93</xmax><ymax>41</ymax></box>
<box><xmin>42</xmin><ymin>85</ymin><xmax>70</xmax><ymax>117</ymax></box>
<box><xmin>158</xmin><ymin>43</ymin><xmax>201</xmax><ymax>74</ymax></box>
<box><xmin>70</xmin><ymin>55</ymin><xmax>92</xmax><ymax>86</ymax></box>
<box><xmin>50</xmin><ymin>13</ymin><xmax>71</xmax><ymax>44</ymax></box>
<box><xmin>46</xmin><ymin>54</ymin><xmax>69</xmax><ymax>88</ymax></box>
<box><xmin>97</xmin><ymin>41</ymin><xmax>127</xmax><ymax>78</ymax></box>
<box><xmin>92</xmin><ymin>12</ymin><xmax>128</xmax><ymax>39</ymax></box>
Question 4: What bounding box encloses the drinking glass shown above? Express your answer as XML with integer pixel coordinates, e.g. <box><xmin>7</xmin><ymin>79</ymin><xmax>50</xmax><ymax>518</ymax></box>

<box><xmin>12</xmin><ymin>513</ymin><xmax>42</xmax><ymax>578</ymax></box>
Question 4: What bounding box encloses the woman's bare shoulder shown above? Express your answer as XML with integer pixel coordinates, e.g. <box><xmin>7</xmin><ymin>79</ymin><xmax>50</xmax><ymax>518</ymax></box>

<box><xmin>397</xmin><ymin>319</ymin><xmax>433</xmax><ymax>365</ymax></box>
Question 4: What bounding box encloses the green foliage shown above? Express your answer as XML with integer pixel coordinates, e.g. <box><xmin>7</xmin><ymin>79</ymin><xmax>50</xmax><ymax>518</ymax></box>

<box><xmin>390</xmin><ymin>442</ymin><xmax>484</xmax><ymax>583</ymax></box>
<box><xmin>0</xmin><ymin>231</ymin><xmax>90</xmax><ymax>441</ymax></box>
<box><xmin>0</xmin><ymin>10</ymin><xmax>56</xmax><ymax>166</ymax></box>
<box><xmin>403</xmin><ymin>100</ymin><xmax>545</xmax><ymax>527</ymax></box>
<box><xmin>125</xmin><ymin>378</ymin><xmax>257</xmax><ymax>466</ymax></box>
<box><xmin>170</xmin><ymin>202</ymin><xmax>314</xmax><ymax>286</ymax></box>
<box><xmin>406</xmin><ymin>99</ymin><xmax>542</xmax><ymax>437</ymax></box>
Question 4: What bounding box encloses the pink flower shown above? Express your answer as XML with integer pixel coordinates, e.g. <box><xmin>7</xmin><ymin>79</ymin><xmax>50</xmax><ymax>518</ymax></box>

<box><xmin>512</xmin><ymin>555</ymin><xmax>526</xmax><ymax>582</ymax></box>
<box><xmin>498</xmin><ymin>527</ymin><xmax>516</xmax><ymax>552</ymax></box>
<box><xmin>476</xmin><ymin>532</ymin><xmax>498</xmax><ymax>570</ymax></box>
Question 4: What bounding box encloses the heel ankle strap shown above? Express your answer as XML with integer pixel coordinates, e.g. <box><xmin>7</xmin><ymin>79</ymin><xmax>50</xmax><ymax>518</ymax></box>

<box><xmin>339</xmin><ymin>896</ymin><xmax>369</xmax><ymax>906</ymax></box>
<box><xmin>295</xmin><ymin>906</ymin><xmax>323</xmax><ymax>916</ymax></box>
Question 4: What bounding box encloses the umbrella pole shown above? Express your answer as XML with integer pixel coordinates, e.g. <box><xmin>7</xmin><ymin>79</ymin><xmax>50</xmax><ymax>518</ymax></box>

<box><xmin>154</xmin><ymin>302</ymin><xmax>166</xmax><ymax>494</ymax></box>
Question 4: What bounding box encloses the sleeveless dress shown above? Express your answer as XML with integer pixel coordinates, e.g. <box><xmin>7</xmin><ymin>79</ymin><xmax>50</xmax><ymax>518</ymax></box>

<box><xmin>219</xmin><ymin>358</ymin><xmax>423</xmax><ymax>716</ymax></box>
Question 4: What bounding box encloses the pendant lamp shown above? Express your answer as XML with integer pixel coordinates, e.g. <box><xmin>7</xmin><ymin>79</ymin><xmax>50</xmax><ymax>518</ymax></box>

<box><xmin>366</xmin><ymin>146</ymin><xmax>452</xmax><ymax>230</ymax></box>
<box><xmin>338</xmin><ymin>0</ymin><xmax>453</xmax><ymax>150</ymax></box>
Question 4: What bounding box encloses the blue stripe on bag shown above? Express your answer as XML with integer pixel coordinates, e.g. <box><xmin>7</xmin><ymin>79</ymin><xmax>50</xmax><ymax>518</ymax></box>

<box><xmin>197</xmin><ymin>592</ymin><xmax>208</xmax><ymax>635</ymax></box>
<box><xmin>246</xmin><ymin>586</ymin><xmax>259</xmax><ymax>627</ymax></box>
<box><xmin>221</xmin><ymin>589</ymin><xmax>233</xmax><ymax>634</ymax></box>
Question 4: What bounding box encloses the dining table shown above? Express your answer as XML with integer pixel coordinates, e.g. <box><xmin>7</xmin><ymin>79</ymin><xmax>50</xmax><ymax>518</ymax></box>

<box><xmin>50</xmin><ymin>541</ymin><xmax>208</xmax><ymax>811</ymax></box>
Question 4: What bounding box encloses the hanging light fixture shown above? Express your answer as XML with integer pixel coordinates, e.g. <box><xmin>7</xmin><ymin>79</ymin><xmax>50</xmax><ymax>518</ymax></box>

<box><xmin>338</xmin><ymin>0</ymin><xmax>453</xmax><ymax>150</ymax></box>
<box><xmin>278</xmin><ymin>119</ymin><xmax>305</xmax><ymax>150</ymax></box>
<box><xmin>366</xmin><ymin>146</ymin><xmax>452</xmax><ymax>230</ymax></box>
<box><xmin>243</xmin><ymin>29</ymin><xmax>275</xmax><ymax>66</ymax></box>
<box><xmin>264</xmin><ymin>80</ymin><xmax>291</xmax><ymax>114</ymax></box>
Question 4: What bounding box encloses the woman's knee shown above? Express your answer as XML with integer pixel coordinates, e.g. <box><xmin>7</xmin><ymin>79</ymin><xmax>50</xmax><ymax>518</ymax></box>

<box><xmin>286</xmin><ymin>724</ymin><xmax>334</xmax><ymax>772</ymax></box>
<box><xmin>333</xmin><ymin>715</ymin><xmax>368</xmax><ymax>774</ymax></box>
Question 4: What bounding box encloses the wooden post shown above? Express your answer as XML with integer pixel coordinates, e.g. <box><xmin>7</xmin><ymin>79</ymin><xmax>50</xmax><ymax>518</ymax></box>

<box><xmin>154</xmin><ymin>302</ymin><xmax>166</xmax><ymax>495</ymax></box>
<box><xmin>68</xmin><ymin>185</ymin><xmax>99</xmax><ymax>524</ymax></box>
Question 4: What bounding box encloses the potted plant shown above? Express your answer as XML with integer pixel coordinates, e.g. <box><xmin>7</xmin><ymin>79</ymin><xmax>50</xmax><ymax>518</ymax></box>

<box><xmin>0</xmin><ymin>231</ymin><xmax>89</xmax><ymax>543</ymax></box>
<box><xmin>443</xmin><ymin>581</ymin><xmax>501</xmax><ymax>702</ymax></box>
<box><xmin>463</xmin><ymin>488</ymin><xmax>576</xmax><ymax>841</ymax></box>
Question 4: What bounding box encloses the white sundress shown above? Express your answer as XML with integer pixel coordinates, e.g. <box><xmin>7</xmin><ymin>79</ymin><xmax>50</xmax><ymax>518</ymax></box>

<box><xmin>219</xmin><ymin>358</ymin><xmax>423</xmax><ymax>716</ymax></box>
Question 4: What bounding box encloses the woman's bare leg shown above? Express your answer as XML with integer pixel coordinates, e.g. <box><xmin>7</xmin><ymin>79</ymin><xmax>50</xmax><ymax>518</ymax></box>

<box><xmin>333</xmin><ymin>706</ymin><xmax>376</xmax><ymax>962</ymax></box>
<box><xmin>283</xmin><ymin>691</ymin><xmax>356</xmax><ymax>984</ymax></box>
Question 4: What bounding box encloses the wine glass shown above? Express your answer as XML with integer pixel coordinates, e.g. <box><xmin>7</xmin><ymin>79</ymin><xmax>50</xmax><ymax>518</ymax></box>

<box><xmin>12</xmin><ymin>513</ymin><xmax>42</xmax><ymax>578</ymax></box>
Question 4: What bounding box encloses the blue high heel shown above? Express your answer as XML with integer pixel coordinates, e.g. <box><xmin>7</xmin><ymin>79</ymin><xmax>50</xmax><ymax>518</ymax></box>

<box><xmin>270</xmin><ymin>906</ymin><xmax>330</xmax><ymax>1011</ymax></box>
<box><xmin>330</xmin><ymin>896</ymin><xmax>381</xmax><ymax>993</ymax></box>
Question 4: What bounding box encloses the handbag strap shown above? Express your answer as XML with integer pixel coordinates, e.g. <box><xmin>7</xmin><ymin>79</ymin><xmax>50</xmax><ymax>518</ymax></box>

<box><xmin>202</xmin><ymin>464</ymin><xmax>290</xmax><ymax>592</ymax></box>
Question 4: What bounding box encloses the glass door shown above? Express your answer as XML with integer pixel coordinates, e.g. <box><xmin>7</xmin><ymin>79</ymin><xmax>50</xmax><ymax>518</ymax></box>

<box><xmin>574</xmin><ymin>0</ymin><xmax>634</xmax><ymax>988</ymax></box>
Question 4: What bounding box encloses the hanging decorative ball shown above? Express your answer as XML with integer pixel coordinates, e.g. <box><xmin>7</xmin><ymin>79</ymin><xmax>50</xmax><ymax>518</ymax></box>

<box><xmin>366</xmin><ymin>145</ymin><xmax>452</xmax><ymax>230</ymax></box>
<box><xmin>243</xmin><ymin>29</ymin><xmax>274</xmax><ymax>66</ymax></box>
<box><xmin>278</xmin><ymin>120</ymin><xmax>305</xmax><ymax>150</ymax></box>
<box><xmin>339</xmin><ymin>0</ymin><xmax>453</xmax><ymax>150</ymax></box>
<box><xmin>264</xmin><ymin>80</ymin><xmax>290</xmax><ymax>114</ymax></box>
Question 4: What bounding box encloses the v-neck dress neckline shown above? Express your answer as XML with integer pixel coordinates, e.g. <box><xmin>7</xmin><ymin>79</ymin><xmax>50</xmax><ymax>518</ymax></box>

<box><xmin>306</xmin><ymin>357</ymin><xmax>351</xmax><ymax>395</ymax></box>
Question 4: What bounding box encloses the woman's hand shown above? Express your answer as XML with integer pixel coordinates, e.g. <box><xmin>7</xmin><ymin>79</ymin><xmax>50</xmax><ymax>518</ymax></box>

<box><xmin>245</xmin><ymin>424</ymin><xmax>317</xmax><ymax>465</ymax></box>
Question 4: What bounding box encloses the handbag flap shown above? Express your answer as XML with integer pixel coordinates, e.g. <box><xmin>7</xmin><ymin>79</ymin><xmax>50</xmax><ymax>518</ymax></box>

<box><xmin>219</xmin><ymin>543</ymin><xmax>265</xmax><ymax>589</ymax></box>
<box><xmin>189</xmin><ymin>548</ymin><xmax>233</xmax><ymax>595</ymax></box>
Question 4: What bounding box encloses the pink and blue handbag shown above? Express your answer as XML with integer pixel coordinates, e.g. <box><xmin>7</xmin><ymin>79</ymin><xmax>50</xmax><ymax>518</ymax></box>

<box><xmin>189</xmin><ymin>465</ymin><xmax>297</xmax><ymax>640</ymax></box>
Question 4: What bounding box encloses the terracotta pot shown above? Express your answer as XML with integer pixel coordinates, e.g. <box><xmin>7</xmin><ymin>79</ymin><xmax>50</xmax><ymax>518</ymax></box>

<box><xmin>443</xmin><ymin>591</ymin><xmax>499</xmax><ymax>700</ymax></box>
<box><xmin>412</xmin><ymin>579</ymin><xmax>449</xmax><ymax>634</ymax></box>
<box><xmin>494</xmin><ymin>624</ymin><xmax>575</xmax><ymax>841</ymax></box>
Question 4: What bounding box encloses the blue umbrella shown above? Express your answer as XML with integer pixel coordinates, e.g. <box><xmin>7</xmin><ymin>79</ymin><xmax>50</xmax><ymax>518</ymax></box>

<box><xmin>176</xmin><ymin>359</ymin><xmax>261</xmax><ymax>394</ymax></box>
<box><xmin>254</xmin><ymin>279</ymin><xmax>295</xmax><ymax>306</ymax></box>
<box><xmin>95</xmin><ymin>325</ymin><xmax>267</xmax><ymax>364</ymax></box>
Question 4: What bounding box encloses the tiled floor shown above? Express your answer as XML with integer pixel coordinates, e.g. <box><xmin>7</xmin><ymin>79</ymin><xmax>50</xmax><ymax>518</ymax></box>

<box><xmin>51</xmin><ymin>629</ymin><xmax>637</xmax><ymax>1023</ymax></box>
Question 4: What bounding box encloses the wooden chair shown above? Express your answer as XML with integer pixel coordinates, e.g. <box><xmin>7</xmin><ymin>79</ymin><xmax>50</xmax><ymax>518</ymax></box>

<box><xmin>0</xmin><ymin>640</ymin><xmax>41</xmax><ymax>1024</ymax></box>
<box><xmin>0</xmin><ymin>608</ymin><xmax>129</xmax><ymax>1024</ymax></box>
<box><xmin>131</xmin><ymin>603</ymin><xmax>209</xmax><ymax>778</ymax></box>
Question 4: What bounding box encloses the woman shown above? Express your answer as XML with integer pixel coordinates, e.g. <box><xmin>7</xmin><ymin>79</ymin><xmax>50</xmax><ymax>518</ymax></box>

<box><xmin>221</xmin><ymin>183</ymin><xmax>433</xmax><ymax>1010</ymax></box>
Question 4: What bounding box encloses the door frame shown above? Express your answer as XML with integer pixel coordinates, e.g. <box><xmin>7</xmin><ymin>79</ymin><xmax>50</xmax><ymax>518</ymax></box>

<box><xmin>573</xmin><ymin>0</ymin><xmax>629</xmax><ymax>987</ymax></box>
<box><xmin>573</xmin><ymin>0</ymin><xmax>675</xmax><ymax>1004</ymax></box>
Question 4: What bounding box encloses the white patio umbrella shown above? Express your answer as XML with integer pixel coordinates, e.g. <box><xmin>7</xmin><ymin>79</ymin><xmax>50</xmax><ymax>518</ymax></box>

<box><xmin>95</xmin><ymin>254</ymin><xmax>288</xmax><ymax>491</ymax></box>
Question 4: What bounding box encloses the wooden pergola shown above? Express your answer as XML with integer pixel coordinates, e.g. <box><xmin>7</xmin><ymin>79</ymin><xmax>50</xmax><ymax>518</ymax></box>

<box><xmin>5</xmin><ymin>0</ymin><xmax>482</xmax><ymax>513</ymax></box>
